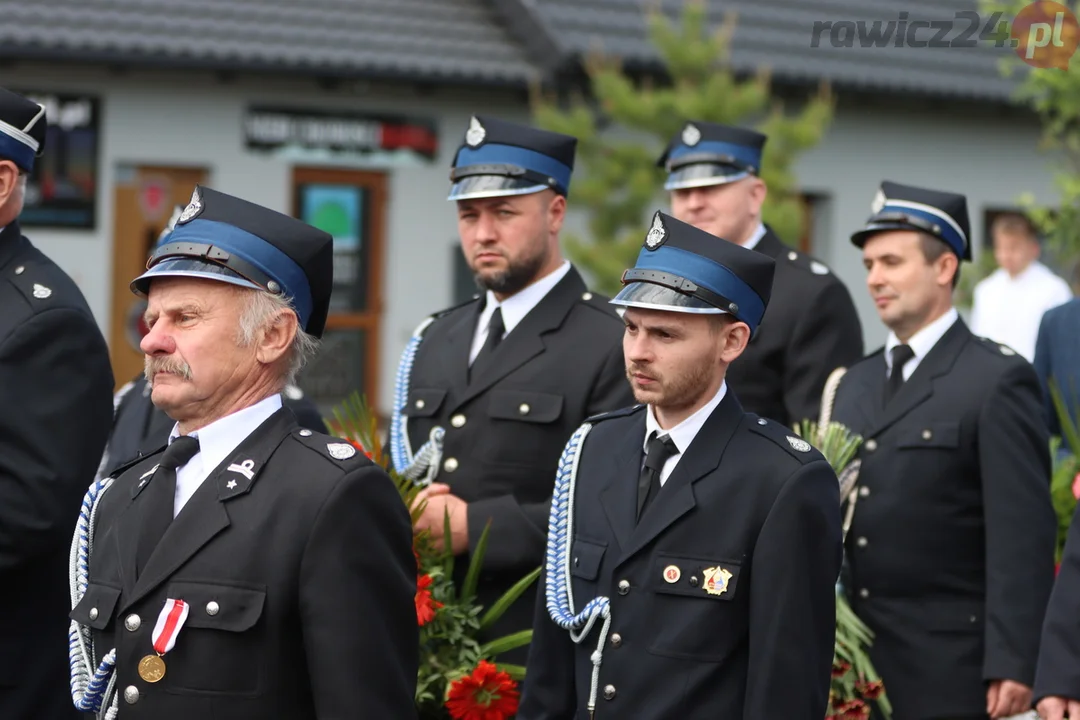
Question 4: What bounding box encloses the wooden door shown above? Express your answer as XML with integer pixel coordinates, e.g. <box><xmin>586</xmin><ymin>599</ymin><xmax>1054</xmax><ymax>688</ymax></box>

<box><xmin>109</xmin><ymin>165</ymin><xmax>209</xmax><ymax>389</ymax></box>
<box><xmin>291</xmin><ymin>167</ymin><xmax>386</xmax><ymax>415</ymax></box>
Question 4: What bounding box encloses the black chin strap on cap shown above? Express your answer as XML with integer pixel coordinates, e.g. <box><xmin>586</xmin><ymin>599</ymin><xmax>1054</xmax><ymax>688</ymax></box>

<box><xmin>145</xmin><ymin>241</ymin><xmax>283</xmax><ymax>295</ymax></box>
<box><xmin>620</xmin><ymin>268</ymin><xmax>741</xmax><ymax>316</ymax></box>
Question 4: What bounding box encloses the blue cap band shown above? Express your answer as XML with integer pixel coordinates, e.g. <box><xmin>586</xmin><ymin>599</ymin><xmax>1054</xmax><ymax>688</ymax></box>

<box><xmin>0</xmin><ymin>132</ymin><xmax>35</xmax><ymax>172</ymax></box>
<box><xmin>667</xmin><ymin>139</ymin><xmax>760</xmax><ymax>170</ymax></box>
<box><xmin>166</xmin><ymin>219</ymin><xmax>314</xmax><ymax>329</ymax></box>
<box><xmin>881</xmin><ymin>202</ymin><xmax>967</xmax><ymax>256</ymax></box>
<box><xmin>632</xmin><ymin>244</ymin><xmax>766</xmax><ymax>331</ymax></box>
<box><xmin>454</xmin><ymin>143</ymin><xmax>572</xmax><ymax>195</ymax></box>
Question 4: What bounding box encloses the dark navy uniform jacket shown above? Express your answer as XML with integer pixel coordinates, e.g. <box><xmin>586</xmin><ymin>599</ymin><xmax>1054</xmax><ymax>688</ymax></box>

<box><xmin>0</xmin><ymin>223</ymin><xmax>114</xmax><ymax>719</ymax></box>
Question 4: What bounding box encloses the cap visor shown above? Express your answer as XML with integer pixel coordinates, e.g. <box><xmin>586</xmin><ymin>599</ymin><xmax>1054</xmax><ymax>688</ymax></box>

<box><xmin>610</xmin><ymin>281</ymin><xmax>727</xmax><ymax>314</ymax></box>
<box><xmin>130</xmin><ymin>257</ymin><xmax>263</xmax><ymax>296</ymax></box>
<box><xmin>850</xmin><ymin>221</ymin><xmax>920</xmax><ymax>248</ymax></box>
<box><xmin>448</xmin><ymin>175</ymin><xmax>549</xmax><ymax>201</ymax></box>
<box><xmin>664</xmin><ymin>164</ymin><xmax>750</xmax><ymax>191</ymax></box>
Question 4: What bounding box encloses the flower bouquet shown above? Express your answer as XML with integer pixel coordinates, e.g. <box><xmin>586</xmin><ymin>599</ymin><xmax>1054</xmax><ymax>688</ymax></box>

<box><xmin>796</xmin><ymin>420</ymin><xmax>893</xmax><ymax>720</ymax></box>
<box><xmin>1049</xmin><ymin>379</ymin><xmax>1080</xmax><ymax>567</ymax></box>
<box><xmin>330</xmin><ymin>391</ymin><xmax>540</xmax><ymax>720</ymax></box>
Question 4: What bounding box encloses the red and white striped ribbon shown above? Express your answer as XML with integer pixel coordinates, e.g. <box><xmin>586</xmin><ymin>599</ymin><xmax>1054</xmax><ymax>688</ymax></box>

<box><xmin>151</xmin><ymin>598</ymin><xmax>189</xmax><ymax>655</ymax></box>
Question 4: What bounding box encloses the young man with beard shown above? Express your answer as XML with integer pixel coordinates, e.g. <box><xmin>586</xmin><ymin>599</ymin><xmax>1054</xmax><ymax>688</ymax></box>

<box><xmin>68</xmin><ymin>186</ymin><xmax>417</xmax><ymax>718</ymax></box>
<box><xmin>831</xmin><ymin>181</ymin><xmax>1055</xmax><ymax>720</ymax></box>
<box><xmin>518</xmin><ymin>211</ymin><xmax>843</xmax><ymax>719</ymax></box>
<box><xmin>661</xmin><ymin>120</ymin><xmax>863</xmax><ymax>428</ymax></box>
<box><xmin>395</xmin><ymin>116</ymin><xmax>633</xmax><ymax>664</ymax></box>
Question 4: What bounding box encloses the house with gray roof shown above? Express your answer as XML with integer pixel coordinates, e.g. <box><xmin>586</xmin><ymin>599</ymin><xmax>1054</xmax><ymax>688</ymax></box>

<box><xmin>0</xmin><ymin>0</ymin><xmax>1054</xmax><ymax>411</ymax></box>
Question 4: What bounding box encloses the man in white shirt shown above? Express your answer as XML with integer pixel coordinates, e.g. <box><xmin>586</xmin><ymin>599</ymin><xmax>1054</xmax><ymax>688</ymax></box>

<box><xmin>971</xmin><ymin>212</ymin><xmax>1072</xmax><ymax>361</ymax></box>
<box><xmin>831</xmin><ymin>181</ymin><xmax>1055</xmax><ymax>720</ymax></box>
<box><xmin>68</xmin><ymin>186</ymin><xmax>418</xmax><ymax>719</ymax></box>
<box><xmin>519</xmin><ymin>211</ymin><xmax>843</xmax><ymax>719</ymax></box>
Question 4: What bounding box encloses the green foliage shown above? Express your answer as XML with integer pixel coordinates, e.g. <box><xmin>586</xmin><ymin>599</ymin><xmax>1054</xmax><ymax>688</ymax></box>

<box><xmin>1050</xmin><ymin>378</ymin><xmax>1080</xmax><ymax>563</ymax></box>
<box><xmin>981</xmin><ymin>0</ymin><xmax>1080</xmax><ymax>285</ymax></box>
<box><xmin>531</xmin><ymin>0</ymin><xmax>835</xmax><ymax>295</ymax></box>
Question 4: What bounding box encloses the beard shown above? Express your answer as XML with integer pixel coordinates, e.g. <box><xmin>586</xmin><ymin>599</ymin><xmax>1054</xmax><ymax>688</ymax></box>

<box><xmin>472</xmin><ymin>242</ymin><xmax>549</xmax><ymax>296</ymax></box>
<box><xmin>626</xmin><ymin>354</ymin><xmax>715</xmax><ymax>414</ymax></box>
<box><xmin>144</xmin><ymin>354</ymin><xmax>193</xmax><ymax>386</ymax></box>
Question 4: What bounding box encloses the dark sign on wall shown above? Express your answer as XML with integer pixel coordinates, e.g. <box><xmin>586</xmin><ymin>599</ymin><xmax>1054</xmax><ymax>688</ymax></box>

<box><xmin>15</xmin><ymin>91</ymin><xmax>100</xmax><ymax>229</ymax></box>
<box><xmin>244</xmin><ymin>107</ymin><xmax>438</xmax><ymax>163</ymax></box>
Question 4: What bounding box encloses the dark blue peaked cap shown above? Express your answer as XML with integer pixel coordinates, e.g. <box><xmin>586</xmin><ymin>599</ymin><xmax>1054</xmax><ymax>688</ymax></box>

<box><xmin>851</xmin><ymin>180</ymin><xmax>971</xmax><ymax>261</ymax></box>
<box><xmin>0</xmin><ymin>87</ymin><xmax>47</xmax><ymax>173</ymax></box>
<box><xmin>449</xmin><ymin>115</ymin><xmax>577</xmax><ymax>200</ymax></box>
<box><xmin>658</xmin><ymin>121</ymin><xmax>766</xmax><ymax>191</ymax></box>
<box><xmin>612</xmin><ymin>211</ymin><xmax>775</xmax><ymax>335</ymax></box>
<box><xmin>131</xmin><ymin>186</ymin><xmax>335</xmax><ymax>338</ymax></box>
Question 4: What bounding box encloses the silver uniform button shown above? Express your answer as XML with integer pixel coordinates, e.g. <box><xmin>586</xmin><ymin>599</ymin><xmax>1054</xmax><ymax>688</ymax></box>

<box><xmin>519</xmin><ymin>403</ymin><xmax>530</xmax><ymax>415</ymax></box>
<box><xmin>757</xmin><ymin>418</ymin><xmax>766</xmax><ymax>425</ymax></box>
<box><xmin>443</xmin><ymin>457</ymin><xmax>459</xmax><ymax>473</ymax></box>
<box><xmin>415</xmin><ymin>399</ymin><xmax>426</xmax><ymax>410</ymax></box>
<box><xmin>124</xmin><ymin>686</ymin><xmax>140</xmax><ymax>704</ymax></box>
<box><xmin>450</xmin><ymin>414</ymin><xmax>466</xmax><ymax>428</ymax></box>
<box><xmin>865</xmin><ymin>439</ymin><xmax>878</xmax><ymax>452</ymax></box>
<box><xmin>14</xmin><ymin>265</ymin><xmax>24</xmax><ymax>275</ymax></box>
<box><xmin>299</xmin><ymin>429</ymin><xmax>312</xmax><ymax>437</ymax></box>
<box><xmin>610</xmin><ymin>633</ymin><xmax>622</xmax><ymax>647</ymax></box>
<box><xmin>856</xmin><ymin>537</ymin><xmax>868</xmax><ymax>548</ymax></box>
<box><xmin>859</xmin><ymin>588</ymin><xmax>870</xmax><ymax>599</ymax></box>
<box><xmin>859</xmin><ymin>486</ymin><xmax>871</xmax><ymax>498</ymax></box>
<box><xmin>617</xmin><ymin>579</ymin><xmax>630</xmax><ymax>595</ymax></box>
<box><xmin>88</xmin><ymin>607</ymin><xmax>99</xmax><ymax>621</ymax></box>
<box><xmin>124</xmin><ymin>614</ymin><xmax>141</xmax><ymax>632</ymax></box>
<box><xmin>206</xmin><ymin>601</ymin><xmax>220</xmax><ymax>616</ymax></box>
<box><xmin>922</xmin><ymin>429</ymin><xmax>933</xmax><ymax>440</ymax></box>
<box><xmin>788</xmin><ymin>251</ymin><xmax>797</xmax><ymax>261</ymax></box>
<box><xmin>603</xmin><ymin>684</ymin><xmax>616</xmax><ymax>700</ymax></box>
<box><xmin>582</xmin><ymin>292</ymin><xmax>593</xmax><ymax>301</ymax></box>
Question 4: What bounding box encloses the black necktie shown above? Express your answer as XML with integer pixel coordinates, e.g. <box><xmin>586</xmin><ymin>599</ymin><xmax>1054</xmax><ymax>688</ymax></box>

<box><xmin>471</xmin><ymin>306</ymin><xmax>505</xmax><ymax>371</ymax></box>
<box><xmin>885</xmin><ymin>344</ymin><xmax>915</xmax><ymax>405</ymax></box>
<box><xmin>637</xmin><ymin>432</ymin><xmax>679</xmax><ymax>522</ymax></box>
<box><xmin>135</xmin><ymin>435</ymin><xmax>200</xmax><ymax>577</ymax></box>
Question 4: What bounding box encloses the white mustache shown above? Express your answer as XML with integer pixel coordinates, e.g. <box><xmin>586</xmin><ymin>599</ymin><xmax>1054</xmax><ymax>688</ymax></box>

<box><xmin>144</xmin><ymin>355</ymin><xmax>192</xmax><ymax>385</ymax></box>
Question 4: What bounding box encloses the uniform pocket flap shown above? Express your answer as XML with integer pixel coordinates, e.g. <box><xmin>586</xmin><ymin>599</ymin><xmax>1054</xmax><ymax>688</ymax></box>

<box><xmin>488</xmin><ymin>390</ymin><xmax>564</xmax><ymax>424</ymax></box>
<box><xmin>70</xmin><ymin>582</ymin><xmax>121</xmax><ymax>630</ymax></box>
<box><xmin>650</xmin><ymin>553</ymin><xmax>742</xmax><ymax>601</ymax></box>
<box><xmin>167</xmin><ymin>581</ymin><xmax>266</xmax><ymax>633</ymax></box>
<box><xmin>404</xmin><ymin>388</ymin><xmax>447</xmax><ymax>418</ymax></box>
<box><xmin>897</xmin><ymin>422</ymin><xmax>960</xmax><ymax>449</ymax></box>
<box><xmin>570</xmin><ymin>538</ymin><xmax>607</xmax><ymax>581</ymax></box>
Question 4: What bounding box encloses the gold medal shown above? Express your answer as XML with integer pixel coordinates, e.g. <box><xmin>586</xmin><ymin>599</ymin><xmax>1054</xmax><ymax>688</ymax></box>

<box><xmin>138</xmin><ymin>654</ymin><xmax>166</xmax><ymax>683</ymax></box>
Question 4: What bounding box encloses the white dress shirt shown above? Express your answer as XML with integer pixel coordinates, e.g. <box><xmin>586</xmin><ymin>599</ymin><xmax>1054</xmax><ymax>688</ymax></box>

<box><xmin>643</xmin><ymin>381</ymin><xmax>728</xmax><ymax>486</ymax></box>
<box><xmin>167</xmin><ymin>393</ymin><xmax>282</xmax><ymax>517</ymax></box>
<box><xmin>741</xmin><ymin>222</ymin><xmax>766</xmax><ymax>251</ymax></box>
<box><xmin>884</xmin><ymin>307</ymin><xmax>959</xmax><ymax>381</ymax></box>
<box><xmin>469</xmin><ymin>260</ymin><xmax>572</xmax><ymax>364</ymax></box>
<box><xmin>970</xmin><ymin>261</ymin><xmax>1072</xmax><ymax>362</ymax></box>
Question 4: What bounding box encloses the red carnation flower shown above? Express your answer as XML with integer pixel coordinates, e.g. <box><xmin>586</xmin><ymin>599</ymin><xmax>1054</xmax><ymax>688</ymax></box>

<box><xmin>832</xmin><ymin>660</ymin><xmax>851</xmax><ymax>678</ymax></box>
<box><xmin>415</xmin><ymin>574</ymin><xmax>442</xmax><ymax>627</ymax></box>
<box><xmin>445</xmin><ymin>660</ymin><xmax>520</xmax><ymax>720</ymax></box>
<box><xmin>855</xmin><ymin>679</ymin><xmax>884</xmax><ymax>700</ymax></box>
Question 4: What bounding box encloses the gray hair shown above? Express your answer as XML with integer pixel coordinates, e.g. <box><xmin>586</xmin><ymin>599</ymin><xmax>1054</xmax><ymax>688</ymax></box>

<box><xmin>237</xmin><ymin>289</ymin><xmax>320</xmax><ymax>386</ymax></box>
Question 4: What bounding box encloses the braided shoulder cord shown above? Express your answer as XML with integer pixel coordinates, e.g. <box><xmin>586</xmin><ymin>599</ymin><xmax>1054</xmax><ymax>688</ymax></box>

<box><xmin>389</xmin><ymin>316</ymin><xmax>445</xmax><ymax>485</ymax></box>
<box><xmin>68</xmin><ymin>478</ymin><xmax>120</xmax><ymax>719</ymax></box>
<box><xmin>544</xmin><ymin>423</ymin><xmax>611</xmax><ymax>716</ymax></box>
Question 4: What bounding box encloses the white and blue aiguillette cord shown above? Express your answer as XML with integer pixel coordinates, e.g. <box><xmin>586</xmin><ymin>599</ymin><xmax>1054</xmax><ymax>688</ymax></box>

<box><xmin>390</xmin><ymin>316</ymin><xmax>445</xmax><ymax>485</ymax></box>
<box><xmin>68</xmin><ymin>476</ymin><xmax>120</xmax><ymax>719</ymax></box>
<box><xmin>545</xmin><ymin>422</ymin><xmax>612</xmax><ymax>717</ymax></box>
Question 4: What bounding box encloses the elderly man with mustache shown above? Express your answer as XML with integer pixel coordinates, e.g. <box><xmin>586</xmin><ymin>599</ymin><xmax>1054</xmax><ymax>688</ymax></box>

<box><xmin>396</xmin><ymin>115</ymin><xmax>633</xmax><ymax>664</ymax></box>
<box><xmin>67</xmin><ymin>186</ymin><xmax>418</xmax><ymax>719</ymax></box>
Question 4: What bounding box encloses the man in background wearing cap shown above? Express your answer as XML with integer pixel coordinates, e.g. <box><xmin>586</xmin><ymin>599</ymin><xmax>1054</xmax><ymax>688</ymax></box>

<box><xmin>68</xmin><ymin>186</ymin><xmax>417</xmax><ymax>718</ymax></box>
<box><xmin>96</xmin><ymin>207</ymin><xmax>328</xmax><ymax>483</ymax></box>
<box><xmin>661</xmin><ymin>120</ymin><xmax>863</xmax><ymax>429</ymax></box>
<box><xmin>518</xmin><ymin>211</ymin><xmax>842</xmax><ymax>719</ymax></box>
<box><xmin>395</xmin><ymin>116</ymin><xmax>632</xmax><ymax>663</ymax></box>
<box><xmin>0</xmin><ymin>87</ymin><xmax>114</xmax><ymax>719</ymax></box>
<box><xmin>831</xmin><ymin>181</ymin><xmax>1055</xmax><ymax>720</ymax></box>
